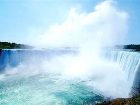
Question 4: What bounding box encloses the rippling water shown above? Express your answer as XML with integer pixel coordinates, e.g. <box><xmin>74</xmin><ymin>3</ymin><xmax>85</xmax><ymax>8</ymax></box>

<box><xmin>1</xmin><ymin>49</ymin><xmax>136</xmax><ymax>104</ymax></box>
<box><xmin>0</xmin><ymin>73</ymin><xmax>103</xmax><ymax>105</ymax></box>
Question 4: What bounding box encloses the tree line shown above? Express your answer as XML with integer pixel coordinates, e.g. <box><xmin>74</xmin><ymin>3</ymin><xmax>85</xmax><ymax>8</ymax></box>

<box><xmin>0</xmin><ymin>42</ymin><xmax>33</xmax><ymax>49</ymax></box>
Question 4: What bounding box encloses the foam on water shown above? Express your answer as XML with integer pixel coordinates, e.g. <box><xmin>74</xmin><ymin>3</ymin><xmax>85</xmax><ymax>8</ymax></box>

<box><xmin>0</xmin><ymin>49</ymin><xmax>104</xmax><ymax>105</ymax></box>
<box><xmin>0</xmin><ymin>73</ymin><xmax>103</xmax><ymax>105</ymax></box>
<box><xmin>0</xmin><ymin>49</ymin><xmax>140</xmax><ymax>105</ymax></box>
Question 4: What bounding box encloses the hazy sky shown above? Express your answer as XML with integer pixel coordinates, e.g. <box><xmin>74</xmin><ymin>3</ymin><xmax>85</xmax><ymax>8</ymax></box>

<box><xmin>0</xmin><ymin>0</ymin><xmax>139</xmax><ymax>45</ymax></box>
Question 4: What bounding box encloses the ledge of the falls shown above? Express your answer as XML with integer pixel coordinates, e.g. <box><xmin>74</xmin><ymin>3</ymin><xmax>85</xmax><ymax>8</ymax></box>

<box><xmin>0</xmin><ymin>49</ymin><xmax>77</xmax><ymax>71</ymax></box>
<box><xmin>0</xmin><ymin>48</ymin><xmax>140</xmax><ymax>104</ymax></box>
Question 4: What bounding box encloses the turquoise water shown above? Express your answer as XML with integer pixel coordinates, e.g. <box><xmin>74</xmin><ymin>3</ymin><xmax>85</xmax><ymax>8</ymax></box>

<box><xmin>0</xmin><ymin>49</ymin><xmax>104</xmax><ymax>105</ymax></box>
<box><xmin>1</xmin><ymin>49</ymin><xmax>139</xmax><ymax>104</ymax></box>
<box><xmin>0</xmin><ymin>73</ymin><xmax>103</xmax><ymax>105</ymax></box>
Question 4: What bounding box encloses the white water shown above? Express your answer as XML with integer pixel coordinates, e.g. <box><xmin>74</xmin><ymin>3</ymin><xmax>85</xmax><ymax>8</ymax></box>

<box><xmin>0</xmin><ymin>49</ymin><xmax>140</xmax><ymax>100</ymax></box>
<box><xmin>0</xmin><ymin>1</ymin><xmax>135</xmax><ymax>104</ymax></box>
<box><xmin>104</xmin><ymin>50</ymin><xmax>140</xmax><ymax>82</ymax></box>
<box><xmin>104</xmin><ymin>50</ymin><xmax>140</xmax><ymax>95</ymax></box>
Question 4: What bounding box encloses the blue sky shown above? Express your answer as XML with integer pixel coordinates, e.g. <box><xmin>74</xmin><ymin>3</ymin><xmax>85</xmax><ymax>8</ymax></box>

<box><xmin>0</xmin><ymin>0</ymin><xmax>139</xmax><ymax>45</ymax></box>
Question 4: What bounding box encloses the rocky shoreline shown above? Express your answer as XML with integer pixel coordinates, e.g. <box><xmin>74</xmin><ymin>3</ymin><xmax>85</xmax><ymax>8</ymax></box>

<box><xmin>95</xmin><ymin>95</ymin><xmax>140</xmax><ymax>105</ymax></box>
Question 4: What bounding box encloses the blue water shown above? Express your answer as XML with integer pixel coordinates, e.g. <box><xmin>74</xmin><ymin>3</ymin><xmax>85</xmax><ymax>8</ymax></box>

<box><xmin>0</xmin><ymin>73</ymin><xmax>103</xmax><ymax>105</ymax></box>
<box><xmin>1</xmin><ymin>49</ymin><xmax>140</xmax><ymax>105</ymax></box>
<box><xmin>0</xmin><ymin>49</ymin><xmax>103</xmax><ymax>105</ymax></box>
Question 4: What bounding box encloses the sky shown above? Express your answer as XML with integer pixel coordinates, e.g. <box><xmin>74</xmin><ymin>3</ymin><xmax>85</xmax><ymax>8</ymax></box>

<box><xmin>0</xmin><ymin>0</ymin><xmax>140</xmax><ymax>46</ymax></box>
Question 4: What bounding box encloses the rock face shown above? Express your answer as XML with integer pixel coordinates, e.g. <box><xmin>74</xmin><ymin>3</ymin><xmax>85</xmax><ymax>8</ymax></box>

<box><xmin>96</xmin><ymin>96</ymin><xmax>140</xmax><ymax>105</ymax></box>
<box><xmin>110</xmin><ymin>98</ymin><xmax>130</xmax><ymax>105</ymax></box>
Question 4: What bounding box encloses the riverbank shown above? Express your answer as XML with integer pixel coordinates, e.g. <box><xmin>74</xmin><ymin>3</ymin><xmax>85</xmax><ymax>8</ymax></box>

<box><xmin>96</xmin><ymin>95</ymin><xmax>140</xmax><ymax>105</ymax></box>
<box><xmin>0</xmin><ymin>42</ymin><xmax>33</xmax><ymax>49</ymax></box>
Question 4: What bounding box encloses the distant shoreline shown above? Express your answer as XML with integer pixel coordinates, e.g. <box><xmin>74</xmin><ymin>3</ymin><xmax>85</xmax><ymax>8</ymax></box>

<box><xmin>0</xmin><ymin>41</ymin><xmax>140</xmax><ymax>51</ymax></box>
<box><xmin>0</xmin><ymin>42</ymin><xmax>33</xmax><ymax>49</ymax></box>
<box><xmin>115</xmin><ymin>44</ymin><xmax>140</xmax><ymax>51</ymax></box>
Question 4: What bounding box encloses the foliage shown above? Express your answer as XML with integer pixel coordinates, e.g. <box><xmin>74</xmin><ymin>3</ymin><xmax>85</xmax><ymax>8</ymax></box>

<box><xmin>115</xmin><ymin>44</ymin><xmax>140</xmax><ymax>51</ymax></box>
<box><xmin>123</xmin><ymin>44</ymin><xmax>140</xmax><ymax>51</ymax></box>
<box><xmin>0</xmin><ymin>42</ymin><xmax>33</xmax><ymax>49</ymax></box>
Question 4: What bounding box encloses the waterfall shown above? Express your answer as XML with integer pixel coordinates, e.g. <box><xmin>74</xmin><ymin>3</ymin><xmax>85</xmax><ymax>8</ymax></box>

<box><xmin>0</xmin><ymin>49</ymin><xmax>140</xmax><ymax>96</ymax></box>
<box><xmin>0</xmin><ymin>49</ymin><xmax>77</xmax><ymax>71</ymax></box>
<box><xmin>104</xmin><ymin>50</ymin><xmax>140</xmax><ymax>90</ymax></box>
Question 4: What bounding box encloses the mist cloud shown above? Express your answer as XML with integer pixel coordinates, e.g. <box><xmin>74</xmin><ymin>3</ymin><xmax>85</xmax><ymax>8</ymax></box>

<box><xmin>9</xmin><ymin>0</ymin><xmax>131</xmax><ymax>98</ymax></box>
<box><xmin>32</xmin><ymin>0</ymin><xmax>128</xmax><ymax>48</ymax></box>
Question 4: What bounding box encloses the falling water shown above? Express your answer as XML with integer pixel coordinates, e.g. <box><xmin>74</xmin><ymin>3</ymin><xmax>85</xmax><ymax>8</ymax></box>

<box><xmin>0</xmin><ymin>49</ymin><xmax>140</xmax><ymax>105</ymax></box>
